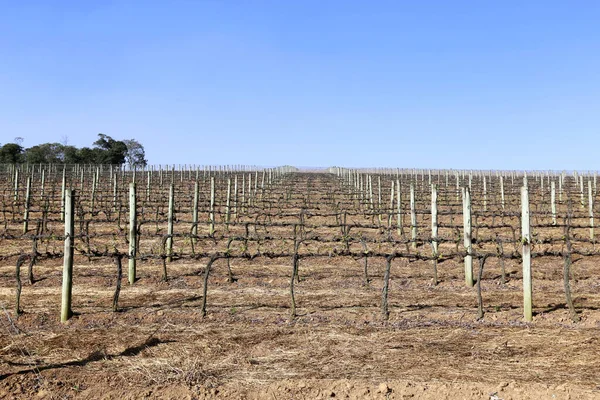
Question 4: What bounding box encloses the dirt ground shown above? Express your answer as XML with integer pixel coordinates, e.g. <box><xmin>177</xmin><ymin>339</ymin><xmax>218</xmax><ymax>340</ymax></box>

<box><xmin>2</xmin><ymin>252</ymin><xmax>600</xmax><ymax>399</ymax></box>
<box><xmin>2</xmin><ymin>171</ymin><xmax>600</xmax><ymax>399</ymax></box>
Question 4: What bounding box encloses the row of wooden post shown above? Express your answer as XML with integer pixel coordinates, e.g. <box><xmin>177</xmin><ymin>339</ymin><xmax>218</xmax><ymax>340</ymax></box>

<box><xmin>341</xmin><ymin>168</ymin><xmax>535</xmax><ymax>322</ymax></box>
<box><xmin>58</xmin><ymin>183</ymin><xmax>534</xmax><ymax>323</ymax></box>
<box><xmin>60</xmin><ymin>169</ymin><xmax>287</xmax><ymax>320</ymax></box>
<box><xmin>14</xmin><ymin>165</ymin><xmax>598</xmax><ymax>249</ymax></box>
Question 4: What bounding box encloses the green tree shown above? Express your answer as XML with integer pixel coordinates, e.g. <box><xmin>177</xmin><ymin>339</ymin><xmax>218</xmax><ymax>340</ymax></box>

<box><xmin>123</xmin><ymin>139</ymin><xmax>147</xmax><ymax>167</ymax></box>
<box><xmin>77</xmin><ymin>147</ymin><xmax>98</xmax><ymax>164</ymax></box>
<box><xmin>25</xmin><ymin>143</ymin><xmax>65</xmax><ymax>164</ymax></box>
<box><xmin>93</xmin><ymin>134</ymin><xmax>128</xmax><ymax>164</ymax></box>
<box><xmin>1</xmin><ymin>135</ymin><xmax>145</xmax><ymax>165</ymax></box>
<box><xmin>62</xmin><ymin>145</ymin><xmax>82</xmax><ymax>164</ymax></box>
<box><xmin>0</xmin><ymin>143</ymin><xmax>25</xmax><ymax>163</ymax></box>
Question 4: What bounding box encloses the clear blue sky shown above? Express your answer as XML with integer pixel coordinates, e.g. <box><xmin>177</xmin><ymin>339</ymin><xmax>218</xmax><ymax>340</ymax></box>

<box><xmin>1</xmin><ymin>1</ymin><xmax>599</xmax><ymax>170</ymax></box>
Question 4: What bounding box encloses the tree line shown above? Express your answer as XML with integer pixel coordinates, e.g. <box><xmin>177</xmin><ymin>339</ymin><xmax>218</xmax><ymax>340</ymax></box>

<box><xmin>0</xmin><ymin>134</ymin><xmax>147</xmax><ymax>166</ymax></box>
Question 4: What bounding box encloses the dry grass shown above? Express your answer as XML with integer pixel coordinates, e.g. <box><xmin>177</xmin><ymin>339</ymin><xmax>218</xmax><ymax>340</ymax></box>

<box><xmin>123</xmin><ymin>344</ymin><xmax>220</xmax><ymax>387</ymax></box>
<box><xmin>2</xmin><ymin>255</ymin><xmax>600</xmax><ymax>398</ymax></box>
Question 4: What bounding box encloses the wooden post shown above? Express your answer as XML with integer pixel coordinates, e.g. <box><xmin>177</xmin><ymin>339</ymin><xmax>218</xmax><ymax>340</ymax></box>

<box><xmin>551</xmin><ymin>181</ymin><xmax>557</xmax><ymax>225</ymax></box>
<box><xmin>254</xmin><ymin>170</ymin><xmax>258</xmax><ymax>197</ymax></box>
<box><xmin>455</xmin><ymin>173</ymin><xmax>460</xmax><ymax>202</ymax></box>
<box><xmin>359</xmin><ymin>174</ymin><xmax>364</xmax><ymax>203</ymax></box>
<box><xmin>483</xmin><ymin>176</ymin><xmax>487</xmax><ymax>212</ymax></box>
<box><xmin>240</xmin><ymin>173</ymin><xmax>246</xmax><ymax>213</ymax></box>
<box><xmin>112</xmin><ymin>174</ymin><xmax>118</xmax><ymax>212</ymax></box>
<box><xmin>80</xmin><ymin>167</ymin><xmax>84</xmax><ymax>191</ymax></box>
<box><xmin>410</xmin><ymin>182</ymin><xmax>417</xmax><ymax>249</ymax></box>
<box><xmin>233</xmin><ymin>175</ymin><xmax>238</xmax><ymax>220</ymax></box>
<box><xmin>146</xmin><ymin>170</ymin><xmax>151</xmax><ymax>202</ymax></box>
<box><xmin>580</xmin><ymin>176</ymin><xmax>585</xmax><ymax>208</ymax></box>
<box><xmin>521</xmin><ymin>185</ymin><xmax>532</xmax><ymax>322</ymax></box>
<box><xmin>431</xmin><ymin>184</ymin><xmax>438</xmax><ymax>284</ymax></box>
<box><xmin>128</xmin><ymin>183</ymin><xmax>137</xmax><ymax>285</ymax></box>
<box><xmin>559</xmin><ymin>173</ymin><xmax>563</xmax><ymax>202</ymax></box>
<box><xmin>60</xmin><ymin>167</ymin><xmax>66</xmax><ymax>221</ymax></box>
<box><xmin>192</xmin><ymin>180</ymin><xmax>199</xmax><ymax>241</ymax></box>
<box><xmin>431</xmin><ymin>184</ymin><xmax>438</xmax><ymax>255</ymax></box>
<box><xmin>247</xmin><ymin>173</ymin><xmax>252</xmax><ymax>208</ymax></box>
<box><xmin>388</xmin><ymin>180</ymin><xmax>394</xmax><ymax>227</ymax></box>
<box><xmin>167</xmin><ymin>184</ymin><xmax>175</xmax><ymax>262</ymax></box>
<box><xmin>396</xmin><ymin>178</ymin><xmax>403</xmax><ymax>236</ymax></box>
<box><xmin>91</xmin><ymin>167</ymin><xmax>97</xmax><ymax>214</ymax></box>
<box><xmin>463</xmin><ymin>187</ymin><xmax>473</xmax><ymax>287</ymax></box>
<box><xmin>209</xmin><ymin>176</ymin><xmax>215</xmax><ymax>236</ymax></box>
<box><xmin>589</xmin><ymin>181</ymin><xmax>594</xmax><ymax>240</ymax></box>
<box><xmin>500</xmin><ymin>175</ymin><xmax>505</xmax><ymax>210</ymax></box>
<box><xmin>40</xmin><ymin>168</ymin><xmax>45</xmax><ymax>200</ymax></box>
<box><xmin>13</xmin><ymin>168</ymin><xmax>19</xmax><ymax>205</ymax></box>
<box><xmin>260</xmin><ymin>170</ymin><xmax>265</xmax><ymax>199</ymax></box>
<box><xmin>368</xmin><ymin>175</ymin><xmax>374</xmax><ymax>210</ymax></box>
<box><xmin>225</xmin><ymin>177</ymin><xmax>231</xmax><ymax>230</ymax></box>
<box><xmin>61</xmin><ymin>189</ymin><xmax>75</xmax><ymax>322</ymax></box>
<box><xmin>377</xmin><ymin>176</ymin><xmax>382</xmax><ymax>224</ymax></box>
<box><xmin>23</xmin><ymin>176</ymin><xmax>31</xmax><ymax>234</ymax></box>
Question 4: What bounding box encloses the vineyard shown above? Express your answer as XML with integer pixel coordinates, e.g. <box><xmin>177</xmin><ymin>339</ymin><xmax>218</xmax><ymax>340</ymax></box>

<box><xmin>2</xmin><ymin>164</ymin><xmax>600</xmax><ymax>399</ymax></box>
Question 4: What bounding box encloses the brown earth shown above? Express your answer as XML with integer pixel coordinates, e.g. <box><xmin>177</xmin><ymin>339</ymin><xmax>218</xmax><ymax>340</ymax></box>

<box><xmin>2</xmin><ymin>252</ymin><xmax>600</xmax><ymax>399</ymax></box>
<box><xmin>1</xmin><ymin>170</ymin><xmax>599</xmax><ymax>399</ymax></box>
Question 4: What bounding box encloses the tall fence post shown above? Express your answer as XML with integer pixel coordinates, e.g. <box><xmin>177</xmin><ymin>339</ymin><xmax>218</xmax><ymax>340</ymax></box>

<box><xmin>431</xmin><ymin>184</ymin><xmax>438</xmax><ymax>255</ymax></box>
<box><xmin>483</xmin><ymin>176</ymin><xmax>487</xmax><ymax>211</ymax></box>
<box><xmin>396</xmin><ymin>178</ymin><xmax>403</xmax><ymax>236</ymax></box>
<box><xmin>60</xmin><ymin>167</ymin><xmax>66</xmax><ymax>221</ymax></box>
<box><xmin>580</xmin><ymin>176</ymin><xmax>585</xmax><ymax>208</ymax></box>
<box><xmin>167</xmin><ymin>184</ymin><xmax>175</xmax><ymax>262</ymax></box>
<box><xmin>192</xmin><ymin>180</ymin><xmax>199</xmax><ymax>242</ymax></box>
<box><xmin>431</xmin><ymin>184</ymin><xmax>438</xmax><ymax>285</ymax></box>
<box><xmin>128</xmin><ymin>182</ymin><xmax>137</xmax><ymax>285</ymax></box>
<box><xmin>589</xmin><ymin>180</ymin><xmax>594</xmax><ymax>240</ymax></box>
<box><xmin>388</xmin><ymin>180</ymin><xmax>394</xmax><ymax>227</ymax></box>
<box><xmin>551</xmin><ymin>181</ymin><xmax>556</xmax><ymax>225</ymax></box>
<box><xmin>233</xmin><ymin>175</ymin><xmax>238</xmax><ymax>220</ymax></box>
<box><xmin>455</xmin><ymin>173</ymin><xmax>460</xmax><ymax>202</ymax></box>
<box><xmin>410</xmin><ymin>182</ymin><xmax>417</xmax><ymax>249</ymax></box>
<box><xmin>225</xmin><ymin>177</ymin><xmax>231</xmax><ymax>230</ymax></box>
<box><xmin>500</xmin><ymin>175</ymin><xmax>505</xmax><ymax>210</ymax></box>
<box><xmin>112</xmin><ymin>174</ymin><xmax>118</xmax><ymax>212</ymax></box>
<box><xmin>61</xmin><ymin>189</ymin><xmax>75</xmax><ymax>322</ymax></box>
<box><xmin>23</xmin><ymin>176</ymin><xmax>31</xmax><ymax>234</ymax></box>
<box><xmin>13</xmin><ymin>168</ymin><xmax>19</xmax><ymax>205</ymax></box>
<box><xmin>377</xmin><ymin>176</ymin><xmax>382</xmax><ymax>224</ymax></box>
<box><xmin>40</xmin><ymin>168</ymin><xmax>45</xmax><ymax>200</ymax></box>
<box><xmin>462</xmin><ymin>187</ymin><xmax>473</xmax><ymax>287</ymax></box>
<box><xmin>209</xmin><ymin>176</ymin><xmax>215</xmax><ymax>236</ymax></box>
<box><xmin>559</xmin><ymin>173</ymin><xmax>563</xmax><ymax>202</ymax></box>
<box><xmin>146</xmin><ymin>170</ymin><xmax>151</xmax><ymax>202</ymax></box>
<box><xmin>91</xmin><ymin>167</ymin><xmax>97</xmax><ymax>214</ymax></box>
<box><xmin>521</xmin><ymin>184</ymin><xmax>532</xmax><ymax>322</ymax></box>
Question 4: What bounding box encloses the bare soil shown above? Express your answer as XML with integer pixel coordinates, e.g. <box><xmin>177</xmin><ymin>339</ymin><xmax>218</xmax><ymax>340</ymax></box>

<box><xmin>2</xmin><ymin>253</ymin><xmax>600</xmax><ymax>399</ymax></box>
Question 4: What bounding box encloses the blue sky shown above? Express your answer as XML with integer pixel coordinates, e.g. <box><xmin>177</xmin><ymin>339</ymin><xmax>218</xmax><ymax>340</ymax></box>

<box><xmin>1</xmin><ymin>1</ymin><xmax>600</xmax><ymax>169</ymax></box>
